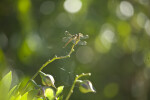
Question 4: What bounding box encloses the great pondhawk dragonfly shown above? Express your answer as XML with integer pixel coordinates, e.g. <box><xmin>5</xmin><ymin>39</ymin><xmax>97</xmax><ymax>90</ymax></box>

<box><xmin>63</xmin><ymin>31</ymin><xmax>89</xmax><ymax>48</ymax></box>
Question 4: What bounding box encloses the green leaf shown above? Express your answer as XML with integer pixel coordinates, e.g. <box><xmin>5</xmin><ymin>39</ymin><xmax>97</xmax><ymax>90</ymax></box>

<box><xmin>36</xmin><ymin>98</ymin><xmax>43</xmax><ymax>100</ymax></box>
<box><xmin>10</xmin><ymin>94</ymin><xmax>21</xmax><ymax>100</ymax></box>
<box><xmin>8</xmin><ymin>85</ymin><xmax>17</xmax><ymax>97</ymax></box>
<box><xmin>45</xmin><ymin>88</ymin><xmax>55</xmax><ymax>100</ymax></box>
<box><xmin>13</xmin><ymin>82</ymin><xmax>21</xmax><ymax>95</ymax></box>
<box><xmin>16</xmin><ymin>95</ymin><xmax>21</xmax><ymax>100</ymax></box>
<box><xmin>9</xmin><ymin>96</ymin><xmax>15</xmax><ymax>100</ymax></box>
<box><xmin>57</xmin><ymin>95</ymin><xmax>63</xmax><ymax>100</ymax></box>
<box><xmin>0</xmin><ymin>71</ymin><xmax>12</xmax><ymax>100</ymax></box>
<box><xmin>56</xmin><ymin>86</ymin><xmax>64</xmax><ymax>97</ymax></box>
<box><xmin>0</xmin><ymin>71</ymin><xmax>12</xmax><ymax>90</ymax></box>
<box><xmin>27</xmin><ymin>89</ymin><xmax>39</xmax><ymax>100</ymax></box>
<box><xmin>20</xmin><ymin>92</ymin><xmax>28</xmax><ymax>100</ymax></box>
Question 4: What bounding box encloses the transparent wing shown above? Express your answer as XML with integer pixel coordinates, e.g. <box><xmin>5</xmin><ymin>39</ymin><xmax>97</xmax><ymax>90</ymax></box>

<box><xmin>77</xmin><ymin>41</ymin><xmax>87</xmax><ymax>45</ymax></box>
<box><xmin>62</xmin><ymin>37</ymin><xmax>70</xmax><ymax>42</ymax></box>
<box><xmin>80</xmin><ymin>35</ymin><xmax>89</xmax><ymax>40</ymax></box>
<box><xmin>71</xmin><ymin>39</ymin><xmax>76</xmax><ymax>44</ymax></box>
<box><xmin>65</xmin><ymin>31</ymin><xmax>72</xmax><ymax>37</ymax></box>
<box><xmin>63</xmin><ymin>31</ymin><xmax>73</xmax><ymax>42</ymax></box>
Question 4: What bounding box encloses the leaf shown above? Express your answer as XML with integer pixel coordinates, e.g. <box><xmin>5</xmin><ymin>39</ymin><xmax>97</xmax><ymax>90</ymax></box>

<box><xmin>20</xmin><ymin>92</ymin><xmax>28</xmax><ymax>100</ymax></box>
<box><xmin>16</xmin><ymin>95</ymin><xmax>21</xmax><ymax>100</ymax></box>
<box><xmin>36</xmin><ymin>98</ymin><xmax>43</xmax><ymax>100</ymax></box>
<box><xmin>9</xmin><ymin>96</ymin><xmax>15</xmax><ymax>100</ymax></box>
<box><xmin>8</xmin><ymin>85</ymin><xmax>17</xmax><ymax>97</ymax></box>
<box><xmin>13</xmin><ymin>82</ymin><xmax>21</xmax><ymax>95</ymax></box>
<box><xmin>0</xmin><ymin>71</ymin><xmax>12</xmax><ymax>91</ymax></box>
<box><xmin>57</xmin><ymin>95</ymin><xmax>63</xmax><ymax>100</ymax></box>
<box><xmin>0</xmin><ymin>71</ymin><xmax>12</xmax><ymax>100</ymax></box>
<box><xmin>10</xmin><ymin>94</ymin><xmax>21</xmax><ymax>100</ymax></box>
<box><xmin>56</xmin><ymin>86</ymin><xmax>64</xmax><ymax>97</ymax></box>
<box><xmin>45</xmin><ymin>88</ymin><xmax>55</xmax><ymax>100</ymax></box>
<box><xmin>27</xmin><ymin>89</ymin><xmax>39</xmax><ymax>100</ymax></box>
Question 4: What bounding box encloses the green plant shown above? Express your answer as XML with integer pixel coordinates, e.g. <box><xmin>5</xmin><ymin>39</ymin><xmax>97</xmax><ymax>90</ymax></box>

<box><xmin>0</xmin><ymin>32</ymin><xmax>96</xmax><ymax>100</ymax></box>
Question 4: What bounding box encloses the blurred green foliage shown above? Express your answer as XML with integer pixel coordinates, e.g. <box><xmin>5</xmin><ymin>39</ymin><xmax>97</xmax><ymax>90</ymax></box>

<box><xmin>0</xmin><ymin>71</ymin><xmax>65</xmax><ymax>100</ymax></box>
<box><xmin>0</xmin><ymin>0</ymin><xmax>150</xmax><ymax>100</ymax></box>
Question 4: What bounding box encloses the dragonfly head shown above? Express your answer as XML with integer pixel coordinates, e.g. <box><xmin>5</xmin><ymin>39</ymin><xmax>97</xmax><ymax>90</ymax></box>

<box><xmin>79</xmin><ymin>33</ymin><xmax>83</xmax><ymax>37</ymax></box>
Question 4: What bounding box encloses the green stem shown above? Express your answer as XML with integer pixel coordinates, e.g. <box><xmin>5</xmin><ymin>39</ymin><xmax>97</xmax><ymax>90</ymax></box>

<box><xmin>65</xmin><ymin>73</ymin><xmax>91</xmax><ymax>100</ymax></box>
<box><xmin>22</xmin><ymin>43</ymin><xmax>76</xmax><ymax>94</ymax></box>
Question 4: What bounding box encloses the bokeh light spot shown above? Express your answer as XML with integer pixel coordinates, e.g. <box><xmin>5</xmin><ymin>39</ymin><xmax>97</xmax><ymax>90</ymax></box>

<box><xmin>0</xmin><ymin>49</ymin><xmax>7</xmax><ymax>73</ymax></box>
<box><xmin>136</xmin><ymin>12</ymin><xmax>148</xmax><ymax>28</ymax></box>
<box><xmin>76</xmin><ymin>46</ymin><xmax>94</xmax><ymax>64</ymax></box>
<box><xmin>144</xmin><ymin>52</ymin><xmax>150</xmax><ymax>68</ymax></box>
<box><xmin>95</xmin><ymin>23</ymin><xmax>115</xmax><ymax>53</ymax></box>
<box><xmin>138</xmin><ymin>0</ymin><xmax>149</xmax><ymax>6</ymax></box>
<box><xmin>116</xmin><ymin>1</ymin><xmax>134</xmax><ymax>20</ymax></box>
<box><xmin>104</xmin><ymin>83</ymin><xmax>119</xmax><ymax>98</ymax></box>
<box><xmin>64</xmin><ymin>0</ymin><xmax>82</xmax><ymax>13</ymax></box>
<box><xmin>117</xmin><ymin>21</ymin><xmax>131</xmax><ymax>38</ymax></box>
<box><xmin>0</xmin><ymin>33</ymin><xmax>8</xmax><ymax>49</ymax></box>
<box><xmin>26</xmin><ymin>34</ymin><xmax>42</xmax><ymax>52</ymax></box>
<box><xmin>95</xmin><ymin>37</ymin><xmax>111</xmax><ymax>54</ymax></box>
<box><xmin>143</xmin><ymin>67</ymin><xmax>150</xmax><ymax>80</ymax></box>
<box><xmin>10</xmin><ymin>34</ymin><xmax>22</xmax><ymax>49</ymax></box>
<box><xmin>126</xmin><ymin>36</ymin><xmax>137</xmax><ymax>52</ymax></box>
<box><xmin>56</xmin><ymin>13</ymin><xmax>72</xmax><ymax>27</ymax></box>
<box><xmin>120</xmin><ymin>1</ymin><xmax>134</xmax><ymax>18</ymax></box>
<box><xmin>40</xmin><ymin>1</ymin><xmax>55</xmax><ymax>15</ymax></box>
<box><xmin>0</xmin><ymin>49</ymin><xmax>6</xmax><ymax>64</ymax></box>
<box><xmin>100</xmin><ymin>23</ymin><xmax>115</xmax><ymax>44</ymax></box>
<box><xmin>18</xmin><ymin>34</ymin><xmax>42</xmax><ymax>63</ymax></box>
<box><xmin>144</xmin><ymin>19</ymin><xmax>150</xmax><ymax>36</ymax></box>
<box><xmin>18</xmin><ymin>40</ymin><xmax>32</xmax><ymax>63</ymax></box>
<box><xmin>18</xmin><ymin>0</ymin><xmax>31</xmax><ymax>13</ymax></box>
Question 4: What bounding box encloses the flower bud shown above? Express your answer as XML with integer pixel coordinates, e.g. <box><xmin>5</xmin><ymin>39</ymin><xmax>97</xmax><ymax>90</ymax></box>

<box><xmin>79</xmin><ymin>80</ymin><xmax>96</xmax><ymax>93</ymax></box>
<box><xmin>39</xmin><ymin>71</ymin><xmax>56</xmax><ymax>88</ymax></box>
<box><xmin>36</xmin><ymin>86</ymin><xmax>56</xmax><ymax>99</ymax></box>
<box><xmin>37</xmin><ymin>86</ymin><xmax>45</xmax><ymax>98</ymax></box>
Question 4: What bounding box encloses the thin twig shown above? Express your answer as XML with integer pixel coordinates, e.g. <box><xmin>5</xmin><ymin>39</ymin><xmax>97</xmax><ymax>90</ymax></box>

<box><xmin>65</xmin><ymin>73</ymin><xmax>91</xmax><ymax>100</ymax></box>
<box><xmin>21</xmin><ymin>42</ymin><xmax>77</xmax><ymax>94</ymax></box>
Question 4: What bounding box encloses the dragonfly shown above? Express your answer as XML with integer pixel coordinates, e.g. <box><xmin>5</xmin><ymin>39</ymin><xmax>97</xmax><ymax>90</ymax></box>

<box><xmin>63</xmin><ymin>31</ymin><xmax>89</xmax><ymax>48</ymax></box>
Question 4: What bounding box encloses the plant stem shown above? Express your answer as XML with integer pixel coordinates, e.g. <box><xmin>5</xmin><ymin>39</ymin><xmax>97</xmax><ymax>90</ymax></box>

<box><xmin>22</xmin><ymin>43</ymin><xmax>77</xmax><ymax>94</ymax></box>
<box><xmin>65</xmin><ymin>73</ymin><xmax>91</xmax><ymax>100</ymax></box>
